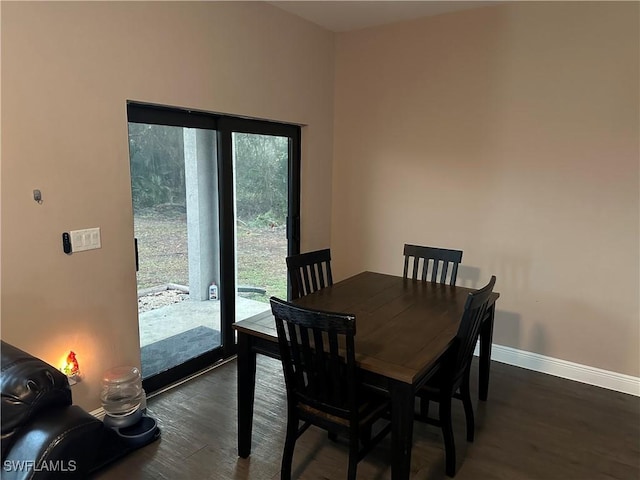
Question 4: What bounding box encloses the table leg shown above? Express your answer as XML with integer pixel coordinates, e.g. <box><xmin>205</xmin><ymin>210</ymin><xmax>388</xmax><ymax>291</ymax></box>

<box><xmin>479</xmin><ymin>304</ymin><xmax>495</xmax><ymax>401</ymax></box>
<box><xmin>237</xmin><ymin>332</ymin><xmax>257</xmax><ymax>458</ymax></box>
<box><xmin>390</xmin><ymin>380</ymin><xmax>414</xmax><ymax>480</ymax></box>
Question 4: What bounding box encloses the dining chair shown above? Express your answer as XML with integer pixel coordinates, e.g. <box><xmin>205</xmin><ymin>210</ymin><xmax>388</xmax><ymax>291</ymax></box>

<box><xmin>403</xmin><ymin>244</ymin><xmax>463</xmax><ymax>285</ymax></box>
<box><xmin>286</xmin><ymin>248</ymin><xmax>333</xmax><ymax>300</ymax></box>
<box><xmin>415</xmin><ymin>275</ymin><xmax>496</xmax><ymax>477</ymax></box>
<box><xmin>270</xmin><ymin>297</ymin><xmax>391</xmax><ymax>480</ymax></box>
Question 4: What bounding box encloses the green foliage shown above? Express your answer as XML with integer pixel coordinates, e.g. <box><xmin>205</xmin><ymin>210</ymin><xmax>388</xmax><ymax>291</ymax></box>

<box><xmin>128</xmin><ymin>123</ymin><xmax>186</xmax><ymax>212</ymax></box>
<box><xmin>128</xmin><ymin>126</ymin><xmax>288</xmax><ymax>225</ymax></box>
<box><xmin>234</xmin><ymin>133</ymin><xmax>288</xmax><ymax>225</ymax></box>
<box><xmin>248</xmin><ymin>210</ymin><xmax>280</xmax><ymax>228</ymax></box>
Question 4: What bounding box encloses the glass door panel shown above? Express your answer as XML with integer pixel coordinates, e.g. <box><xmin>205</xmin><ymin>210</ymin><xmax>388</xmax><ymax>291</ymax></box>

<box><xmin>129</xmin><ymin>123</ymin><xmax>222</xmax><ymax>380</ymax></box>
<box><xmin>232</xmin><ymin>132</ymin><xmax>289</xmax><ymax>321</ymax></box>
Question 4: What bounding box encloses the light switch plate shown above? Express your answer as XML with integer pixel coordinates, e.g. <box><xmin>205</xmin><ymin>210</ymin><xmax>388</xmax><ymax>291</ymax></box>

<box><xmin>70</xmin><ymin>227</ymin><xmax>101</xmax><ymax>252</ymax></box>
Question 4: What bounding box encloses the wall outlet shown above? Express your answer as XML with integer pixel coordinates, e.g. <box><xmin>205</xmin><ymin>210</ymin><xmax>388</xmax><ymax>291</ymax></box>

<box><xmin>70</xmin><ymin>227</ymin><xmax>101</xmax><ymax>252</ymax></box>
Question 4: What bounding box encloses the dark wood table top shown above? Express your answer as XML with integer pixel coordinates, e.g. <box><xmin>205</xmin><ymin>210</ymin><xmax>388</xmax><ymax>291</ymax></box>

<box><xmin>233</xmin><ymin>271</ymin><xmax>499</xmax><ymax>385</ymax></box>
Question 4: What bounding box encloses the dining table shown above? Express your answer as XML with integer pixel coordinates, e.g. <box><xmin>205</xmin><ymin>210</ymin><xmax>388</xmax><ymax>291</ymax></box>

<box><xmin>232</xmin><ymin>271</ymin><xmax>499</xmax><ymax>480</ymax></box>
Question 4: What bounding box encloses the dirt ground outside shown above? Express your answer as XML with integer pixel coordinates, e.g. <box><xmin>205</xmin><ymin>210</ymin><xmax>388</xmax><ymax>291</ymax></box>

<box><xmin>134</xmin><ymin>209</ymin><xmax>288</xmax><ymax>308</ymax></box>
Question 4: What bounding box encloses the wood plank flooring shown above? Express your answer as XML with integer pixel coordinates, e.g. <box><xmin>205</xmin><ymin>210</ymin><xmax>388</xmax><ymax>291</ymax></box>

<box><xmin>92</xmin><ymin>356</ymin><xmax>640</xmax><ymax>480</ymax></box>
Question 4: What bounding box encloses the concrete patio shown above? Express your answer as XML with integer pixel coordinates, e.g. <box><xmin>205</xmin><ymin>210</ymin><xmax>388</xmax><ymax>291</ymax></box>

<box><xmin>138</xmin><ymin>296</ymin><xmax>270</xmax><ymax>373</ymax></box>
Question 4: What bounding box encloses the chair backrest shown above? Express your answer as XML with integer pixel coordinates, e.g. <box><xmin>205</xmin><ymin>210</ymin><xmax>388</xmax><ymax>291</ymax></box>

<box><xmin>449</xmin><ymin>276</ymin><xmax>496</xmax><ymax>384</ymax></box>
<box><xmin>270</xmin><ymin>297</ymin><xmax>357</xmax><ymax>421</ymax></box>
<box><xmin>403</xmin><ymin>244</ymin><xmax>463</xmax><ymax>285</ymax></box>
<box><xmin>286</xmin><ymin>248</ymin><xmax>333</xmax><ymax>299</ymax></box>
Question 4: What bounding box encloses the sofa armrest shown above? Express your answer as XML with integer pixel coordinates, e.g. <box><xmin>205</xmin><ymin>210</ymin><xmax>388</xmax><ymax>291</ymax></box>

<box><xmin>2</xmin><ymin>405</ymin><xmax>104</xmax><ymax>480</ymax></box>
<box><xmin>1</xmin><ymin>341</ymin><xmax>72</xmax><ymax>460</ymax></box>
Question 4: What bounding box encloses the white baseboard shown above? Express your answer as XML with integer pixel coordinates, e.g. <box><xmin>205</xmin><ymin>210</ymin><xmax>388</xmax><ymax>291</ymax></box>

<box><xmin>475</xmin><ymin>343</ymin><xmax>640</xmax><ymax>397</ymax></box>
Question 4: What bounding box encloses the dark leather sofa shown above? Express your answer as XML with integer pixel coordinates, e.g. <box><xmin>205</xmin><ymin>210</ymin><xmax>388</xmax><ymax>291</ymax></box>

<box><xmin>0</xmin><ymin>341</ymin><xmax>140</xmax><ymax>479</ymax></box>
<box><xmin>1</xmin><ymin>341</ymin><xmax>106</xmax><ymax>478</ymax></box>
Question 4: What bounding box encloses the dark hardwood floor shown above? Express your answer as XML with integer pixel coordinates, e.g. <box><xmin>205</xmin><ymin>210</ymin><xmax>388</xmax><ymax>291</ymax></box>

<box><xmin>92</xmin><ymin>356</ymin><xmax>640</xmax><ymax>480</ymax></box>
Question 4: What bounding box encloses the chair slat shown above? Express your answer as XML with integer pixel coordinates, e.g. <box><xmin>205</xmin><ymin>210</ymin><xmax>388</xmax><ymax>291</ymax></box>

<box><xmin>413</xmin><ymin>257</ymin><xmax>420</xmax><ymax>280</ymax></box>
<box><xmin>311</xmin><ymin>328</ymin><xmax>327</xmax><ymax>401</ymax></box>
<box><xmin>440</xmin><ymin>261</ymin><xmax>450</xmax><ymax>283</ymax></box>
<box><xmin>287</xmin><ymin>323</ymin><xmax>306</xmax><ymax>391</ymax></box>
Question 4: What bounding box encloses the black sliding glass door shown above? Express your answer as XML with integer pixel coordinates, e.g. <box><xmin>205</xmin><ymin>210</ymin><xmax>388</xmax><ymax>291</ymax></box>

<box><xmin>127</xmin><ymin>102</ymin><xmax>300</xmax><ymax>393</ymax></box>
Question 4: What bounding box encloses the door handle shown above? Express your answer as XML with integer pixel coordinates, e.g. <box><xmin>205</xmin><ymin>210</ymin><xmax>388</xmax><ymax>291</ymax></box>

<box><xmin>134</xmin><ymin>238</ymin><xmax>139</xmax><ymax>272</ymax></box>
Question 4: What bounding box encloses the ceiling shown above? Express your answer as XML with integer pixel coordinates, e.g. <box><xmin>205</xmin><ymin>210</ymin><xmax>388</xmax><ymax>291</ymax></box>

<box><xmin>269</xmin><ymin>1</ymin><xmax>501</xmax><ymax>32</ymax></box>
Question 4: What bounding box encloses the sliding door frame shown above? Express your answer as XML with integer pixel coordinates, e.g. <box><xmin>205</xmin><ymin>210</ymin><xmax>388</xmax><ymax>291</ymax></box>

<box><xmin>217</xmin><ymin>117</ymin><xmax>301</xmax><ymax>356</ymax></box>
<box><xmin>127</xmin><ymin>101</ymin><xmax>301</xmax><ymax>392</ymax></box>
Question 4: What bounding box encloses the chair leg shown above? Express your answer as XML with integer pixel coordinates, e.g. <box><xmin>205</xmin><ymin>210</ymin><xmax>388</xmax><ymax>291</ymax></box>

<box><xmin>281</xmin><ymin>414</ymin><xmax>298</xmax><ymax>480</ymax></box>
<box><xmin>460</xmin><ymin>380</ymin><xmax>475</xmax><ymax>442</ymax></box>
<box><xmin>439</xmin><ymin>396</ymin><xmax>456</xmax><ymax>477</ymax></box>
<box><xmin>347</xmin><ymin>432</ymin><xmax>359</xmax><ymax>480</ymax></box>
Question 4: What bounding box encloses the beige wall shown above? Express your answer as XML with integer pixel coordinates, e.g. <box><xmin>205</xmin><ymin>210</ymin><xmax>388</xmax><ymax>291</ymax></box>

<box><xmin>1</xmin><ymin>1</ymin><xmax>334</xmax><ymax>409</ymax></box>
<box><xmin>332</xmin><ymin>2</ymin><xmax>639</xmax><ymax>376</ymax></box>
<box><xmin>2</xmin><ymin>1</ymin><xmax>638</xmax><ymax>413</ymax></box>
